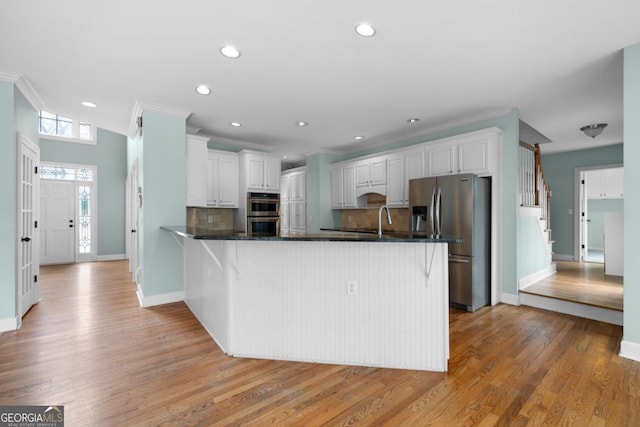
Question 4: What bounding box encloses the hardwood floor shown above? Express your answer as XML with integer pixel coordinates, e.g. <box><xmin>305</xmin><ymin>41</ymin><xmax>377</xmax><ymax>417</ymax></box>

<box><xmin>520</xmin><ymin>261</ymin><xmax>623</xmax><ymax>311</ymax></box>
<box><xmin>1</xmin><ymin>260</ymin><xmax>639</xmax><ymax>426</ymax></box>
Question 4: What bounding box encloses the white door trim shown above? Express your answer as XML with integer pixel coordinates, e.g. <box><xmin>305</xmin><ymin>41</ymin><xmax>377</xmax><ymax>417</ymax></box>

<box><xmin>573</xmin><ymin>163</ymin><xmax>623</xmax><ymax>261</ymax></box>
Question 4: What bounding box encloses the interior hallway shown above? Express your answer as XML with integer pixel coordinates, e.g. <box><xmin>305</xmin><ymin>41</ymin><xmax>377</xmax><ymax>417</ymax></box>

<box><xmin>0</xmin><ymin>260</ymin><xmax>637</xmax><ymax>425</ymax></box>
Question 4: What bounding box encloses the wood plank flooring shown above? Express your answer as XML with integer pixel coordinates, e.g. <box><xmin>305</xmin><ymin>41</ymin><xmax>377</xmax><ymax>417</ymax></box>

<box><xmin>1</xmin><ymin>260</ymin><xmax>639</xmax><ymax>426</ymax></box>
<box><xmin>520</xmin><ymin>261</ymin><xmax>623</xmax><ymax>311</ymax></box>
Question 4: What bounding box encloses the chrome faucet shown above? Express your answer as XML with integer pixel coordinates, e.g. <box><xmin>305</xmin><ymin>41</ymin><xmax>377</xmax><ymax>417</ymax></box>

<box><xmin>378</xmin><ymin>205</ymin><xmax>392</xmax><ymax>238</ymax></box>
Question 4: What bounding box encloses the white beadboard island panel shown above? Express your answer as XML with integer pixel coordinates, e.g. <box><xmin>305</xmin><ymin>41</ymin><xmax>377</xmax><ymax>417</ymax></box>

<box><xmin>184</xmin><ymin>238</ymin><xmax>231</xmax><ymax>353</ymax></box>
<box><xmin>227</xmin><ymin>240</ymin><xmax>449</xmax><ymax>371</ymax></box>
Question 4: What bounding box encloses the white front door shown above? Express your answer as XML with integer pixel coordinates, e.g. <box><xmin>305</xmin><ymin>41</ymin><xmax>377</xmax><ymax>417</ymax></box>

<box><xmin>40</xmin><ymin>180</ymin><xmax>75</xmax><ymax>265</ymax></box>
<box><xmin>17</xmin><ymin>133</ymin><xmax>40</xmax><ymax>320</ymax></box>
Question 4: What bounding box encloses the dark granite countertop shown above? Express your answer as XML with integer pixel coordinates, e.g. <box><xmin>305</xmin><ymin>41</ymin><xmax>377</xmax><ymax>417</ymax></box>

<box><xmin>162</xmin><ymin>226</ymin><xmax>462</xmax><ymax>243</ymax></box>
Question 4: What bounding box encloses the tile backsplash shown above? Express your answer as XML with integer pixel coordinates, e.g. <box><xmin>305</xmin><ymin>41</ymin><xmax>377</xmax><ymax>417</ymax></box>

<box><xmin>340</xmin><ymin>208</ymin><xmax>410</xmax><ymax>232</ymax></box>
<box><xmin>187</xmin><ymin>207</ymin><xmax>235</xmax><ymax>231</ymax></box>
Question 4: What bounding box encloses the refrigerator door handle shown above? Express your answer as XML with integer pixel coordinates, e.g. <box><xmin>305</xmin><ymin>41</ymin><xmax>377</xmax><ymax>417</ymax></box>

<box><xmin>430</xmin><ymin>187</ymin><xmax>436</xmax><ymax>235</ymax></box>
<box><xmin>435</xmin><ymin>187</ymin><xmax>442</xmax><ymax>236</ymax></box>
<box><xmin>448</xmin><ymin>258</ymin><xmax>470</xmax><ymax>263</ymax></box>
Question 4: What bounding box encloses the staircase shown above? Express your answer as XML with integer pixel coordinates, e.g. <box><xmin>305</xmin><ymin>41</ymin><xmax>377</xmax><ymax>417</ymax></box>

<box><xmin>519</xmin><ymin>141</ymin><xmax>554</xmax><ymax>261</ymax></box>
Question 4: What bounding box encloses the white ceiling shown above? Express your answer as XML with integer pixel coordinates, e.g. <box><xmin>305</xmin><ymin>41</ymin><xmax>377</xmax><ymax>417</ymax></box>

<box><xmin>2</xmin><ymin>0</ymin><xmax>639</xmax><ymax>166</ymax></box>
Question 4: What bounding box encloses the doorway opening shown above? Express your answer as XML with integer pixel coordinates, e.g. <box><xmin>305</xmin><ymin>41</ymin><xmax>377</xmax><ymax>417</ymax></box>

<box><xmin>40</xmin><ymin>162</ymin><xmax>97</xmax><ymax>264</ymax></box>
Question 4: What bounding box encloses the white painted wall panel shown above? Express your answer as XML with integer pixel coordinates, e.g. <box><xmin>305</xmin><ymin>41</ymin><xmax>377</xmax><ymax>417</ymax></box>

<box><xmin>227</xmin><ymin>240</ymin><xmax>449</xmax><ymax>371</ymax></box>
<box><xmin>184</xmin><ymin>238</ymin><xmax>230</xmax><ymax>352</ymax></box>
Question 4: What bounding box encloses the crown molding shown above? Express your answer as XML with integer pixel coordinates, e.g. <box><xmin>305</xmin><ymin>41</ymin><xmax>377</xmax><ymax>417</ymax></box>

<box><xmin>0</xmin><ymin>70</ymin><xmax>19</xmax><ymax>82</ymax></box>
<box><xmin>427</xmin><ymin>105</ymin><xmax>515</xmax><ymax>135</ymax></box>
<box><xmin>186</xmin><ymin>126</ymin><xmax>202</xmax><ymax>135</ymax></box>
<box><xmin>0</xmin><ymin>70</ymin><xmax>47</xmax><ymax>112</ymax></box>
<box><xmin>128</xmin><ymin>101</ymin><xmax>192</xmax><ymax>138</ymax></box>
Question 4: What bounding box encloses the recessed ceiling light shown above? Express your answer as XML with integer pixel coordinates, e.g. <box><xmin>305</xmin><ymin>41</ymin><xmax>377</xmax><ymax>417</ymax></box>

<box><xmin>355</xmin><ymin>23</ymin><xmax>376</xmax><ymax>37</ymax></box>
<box><xmin>407</xmin><ymin>118</ymin><xmax>420</xmax><ymax>124</ymax></box>
<box><xmin>295</xmin><ymin>121</ymin><xmax>308</xmax><ymax>127</ymax></box>
<box><xmin>220</xmin><ymin>45</ymin><xmax>241</xmax><ymax>58</ymax></box>
<box><xmin>354</xmin><ymin>136</ymin><xmax>364</xmax><ymax>140</ymax></box>
<box><xmin>81</xmin><ymin>101</ymin><xmax>98</xmax><ymax>108</ymax></box>
<box><xmin>282</xmin><ymin>155</ymin><xmax>288</xmax><ymax>159</ymax></box>
<box><xmin>230</xmin><ymin>122</ymin><xmax>242</xmax><ymax>127</ymax></box>
<box><xmin>196</xmin><ymin>85</ymin><xmax>211</xmax><ymax>95</ymax></box>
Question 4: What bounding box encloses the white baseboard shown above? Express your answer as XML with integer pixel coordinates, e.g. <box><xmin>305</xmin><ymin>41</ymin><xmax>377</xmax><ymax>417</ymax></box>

<box><xmin>136</xmin><ymin>284</ymin><xmax>184</xmax><ymax>308</ymax></box>
<box><xmin>552</xmin><ymin>253</ymin><xmax>575</xmax><ymax>261</ymax></box>
<box><xmin>0</xmin><ymin>316</ymin><xmax>19</xmax><ymax>332</ymax></box>
<box><xmin>519</xmin><ymin>263</ymin><xmax>557</xmax><ymax>290</ymax></box>
<box><xmin>520</xmin><ymin>293</ymin><xmax>622</xmax><ymax>326</ymax></box>
<box><xmin>620</xmin><ymin>340</ymin><xmax>640</xmax><ymax>362</ymax></box>
<box><xmin>501</xmin><ymin>292</ymin><xmax>520</xmax><ymax>306</ymax></box>
<box><xmin>96</xmin><ymin>254</ymin><xmax>126</xmax><ymax>261</ymax></box>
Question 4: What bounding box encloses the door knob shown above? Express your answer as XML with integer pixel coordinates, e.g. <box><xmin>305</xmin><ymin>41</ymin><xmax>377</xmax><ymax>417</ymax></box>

<box><xmin>131</xmin><ymin>229</ymin><xmax>137</xmax><ymax>233</ymax></box>
<box><xmin>21</xmin><ymin>237</ymin><xmax>31</xmax><ymax>242</ymax></box>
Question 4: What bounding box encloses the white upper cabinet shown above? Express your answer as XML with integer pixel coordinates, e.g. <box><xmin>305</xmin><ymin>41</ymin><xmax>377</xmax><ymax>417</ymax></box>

<box><xmin>185</xmin><ymin>135</ymin><xmax>209</xmax><ymax>207</ymax></box>
<box><xmin>586</xmin><ymin>167</ymin><xmax>624</xmax><ymax>199</ymax></box>
<box><xmin>329</xmin><ymin>128</ymin><xmax>500</xmax><ymax>209</ymax></box>
<box><xmin>427</xmin><ymin>129</ymin><xmax>496</xmax><ymax>177</ymax></box>
<box><xmin>331</xmin><ymin>163</ymin><xmax>356</xmax><ymax>208</ymax></box>
<box><xmin>241</xmin><ymin>151</ymin><xmax>281</xmax><ymax>192</ymax></box>
<box><xmin>386</xmin><ymin>146</ymin><xmax>427</xmax><ymax>207</ymax></box>
<box><xmin>207</xmin><ymin>150</ymin><xmax>239</xmax><ymax>207</ymax></box>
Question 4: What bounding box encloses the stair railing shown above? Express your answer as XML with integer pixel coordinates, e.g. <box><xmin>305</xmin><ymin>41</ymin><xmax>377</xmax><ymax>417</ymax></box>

<box><xmin>519</xmin><ymin>142</ymin><xmax>552</xmax><ymax>234</ymax></box>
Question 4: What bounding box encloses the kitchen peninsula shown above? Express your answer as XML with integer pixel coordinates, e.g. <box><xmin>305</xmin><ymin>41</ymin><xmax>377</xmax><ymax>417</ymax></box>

<box><xmin>163</xmin><ymin>226</ymin><xmax>460</xmax><ymax>372</ymax></box>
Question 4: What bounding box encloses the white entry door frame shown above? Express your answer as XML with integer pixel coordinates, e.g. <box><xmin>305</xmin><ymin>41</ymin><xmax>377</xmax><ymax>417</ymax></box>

<box><xmin>39</xmin><ymin>162</ymin><xmax>98</xmax><ymax>263</ymax></box>
<box><xmin>17</xmin><ymin>132</ymin><xmax>40</xmax><ymax>324</ymax></box>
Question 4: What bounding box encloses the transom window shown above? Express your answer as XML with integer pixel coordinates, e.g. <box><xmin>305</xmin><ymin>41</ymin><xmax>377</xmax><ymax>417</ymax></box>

<box><xmin>39</xmin><ymin>111</ymin><xmax>95</xmax><ymax>144</ymax></box>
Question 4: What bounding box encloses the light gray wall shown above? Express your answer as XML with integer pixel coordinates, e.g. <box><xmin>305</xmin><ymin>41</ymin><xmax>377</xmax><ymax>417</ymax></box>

<box><xmin>623</xmin><ymin>43</ymin><xmax>640</xmax><ymax>347</ymax></box>
<box><xmin>0</xmin><ymin>83</ymin><xmax>39</xmax><ymax>322</ymax></box>
<box><xmin>541</xmin><ymin>144</ymin><xmax>623</xmax><ymax>257</ymax></box>
<box><xmin>40</xmin><ymin>128</ymin><xmax>127</xmax><ymax>257</ymax></box>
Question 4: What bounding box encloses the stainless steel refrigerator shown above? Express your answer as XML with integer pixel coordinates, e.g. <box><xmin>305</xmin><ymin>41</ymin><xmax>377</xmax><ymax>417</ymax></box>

<box><xmin>408</xmin><ymin>174</ymin><xmax>490</xmax><ymax>312</ymax></box>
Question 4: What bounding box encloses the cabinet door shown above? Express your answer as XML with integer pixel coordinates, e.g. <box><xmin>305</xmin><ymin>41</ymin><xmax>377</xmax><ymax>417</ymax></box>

<box><xmin>331</xmin><ymin>167</ymin><xmax>344</xmax><ymax>208</ymax></box>
<box><xmin>602</xmin><ymin>167</ymin><xmax>624</xmax><ymax>198</ymax></box>
<box><xmin>247</xmin><ymin>157</ymin><xmax>265</xmax><ymax>190</ymax></box>
<box><xmin>293</xmin><ymin>172</ymin><xmax>306</xmax><ymax>200</ymax></box>
<box><xmin>206</xmin><ymin>155</ymin><xmax>219</xmax><ymax>206</ymax></box>
<box><xmin>355</xmin><ymin>161</ymin><xmax>370</xmax><ymax>187</ymax></box>
<box><xmin>370</xmin><ymin>158</ymin><xmax>387</xmax><ymax>185</ymax></box>
<box><xmin>458</xmin><ymin>138</ymin><xmax>489</xmax><ymax>175</ymax></box>
<box><xmin>343</xmin><ymin>165</ymin><xmax>356</xmax><ymax>207</ymax></box>
<box><xmin>586</xmin><ymin>170</ymin><xmax>604</xmax><ymax>199</ymax></box>
<box><xmin>185</xmin><ymin>136</ymin><xmax>208</xmax><ymax>207</ymax></box>
<box><xmin>405</xmin><ymin>147</ymin><xmax>426</xmax><ymax>203</ymax></box>
<box><xmin>428</xmin><ymin>143</ymin><xmax>456</xmax><ymax>176</ymax></box>
<box><xmin>294</xmin><ymin>201</ymin><xmax>306</xmax><ymax>232</ymax></box>
<box><xmin>280</xmin><ymin>201</ymin><xmax>290</xmax><ymax>232</ymax></box>
<box><xmin>280</xmin><ymin>175</ymin><xmax>290</xmax><ymax>201</ymax></box>
<box><xmin>264</xmin><ymin>158</ymin><xmax>281</xmax><ymax>191</ymax></box>
<box><xmin>386</xmin><ymin>155</ymin><xmax>405</xmax><ymax>207</ymax></box>
<box><xmin>217</xmin><ymin>154</ymin><xmax>238</xmax><ymax>207</ymax></box>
